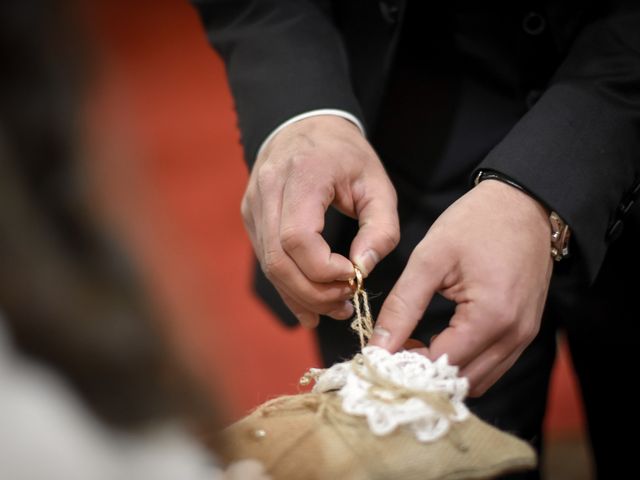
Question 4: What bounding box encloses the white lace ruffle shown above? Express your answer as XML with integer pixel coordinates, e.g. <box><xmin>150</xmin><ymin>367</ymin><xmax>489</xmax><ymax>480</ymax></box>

<box><xmin>312</xmin><ymin>346</ymin><xmax>469</xmax><ymax>443</ymax></box>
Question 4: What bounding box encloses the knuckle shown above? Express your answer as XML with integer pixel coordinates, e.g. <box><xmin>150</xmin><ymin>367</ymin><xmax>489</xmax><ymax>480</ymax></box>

<box><xmin>350</xmin><ymin>145</ymin><xmax>374</xmax><ymax>166</ymax></box>
<box><xmin>380</xmin><ymin>222</ymin><xmax>401</xmax><ymax>251</ymax></box>
<box><xmin>491</xmin><ymin>310</ymin><xmax>514</xmax><ymax>332</ymax></box>
<box><xmin>516</xmin><ymin>321</ymin><xmax>539</xmax><ymax>345</ymax></box>
<box><xmin>241</xmin><ymin>213</ymin><xmax>252</xmax><ymax>233</ymax></box>
<box><xmin>256</xmin><ymin>165</ymin><xmax>279</xmax><ymax>192</ymax></box>
<box><xmin>240</xmin><ymin>194</ymin><xmax>252</xmax><ymax>220</ymax></box>
<box><xmin>411</xmin><ymin>243</ymin><xmax>437</xmax><ymax>271</ymax></box>
<box><xmin>383</xmin><ymin>291</ymin><xmax>414</xmax><ymax>319</ymax></box>
<box><xmin>279</xmin><ymin>229</ymin><xmax>334</xmax><ymax>283</ymax></box>
<box><xmin>289</xmin><ymin>153</ymin><xmax>314</xmax><ymax>171</ymax></box>
<box><xmin>262</xmin><ymin>250</ymin><xmax>286</xmax><ymax>279</ymax></box>
<box><xmin>484</xmin><ymin>294</ymin><xmax>518</xmax><ymax>331</ymax></box>
<box><xmin>279</xmin><ymin>225</ymin><xmax>306</xmax><ymax>253</ymax></box>
<box><xmin>288</xmin><ymin>155</ymin><xmax>328</xmax><ymax>188</ymax></box>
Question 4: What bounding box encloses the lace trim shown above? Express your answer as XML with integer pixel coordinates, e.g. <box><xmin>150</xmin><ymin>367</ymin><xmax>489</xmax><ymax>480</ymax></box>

<box><xmin>311</xmin><ymin>346</ymin><xmax>469</xmax><ymax>443</ymax></box>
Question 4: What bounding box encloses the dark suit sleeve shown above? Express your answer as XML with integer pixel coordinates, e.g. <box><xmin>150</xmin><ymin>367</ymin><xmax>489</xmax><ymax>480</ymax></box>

<box><xmin>191</xmin><ymin>0</ymin><xmax>364</xmax><ymax>166</ymax></box>
<box><xmin>475</xmin><ymin>2</ymin><xmax>640</xmax><ymax>282</ymax></box>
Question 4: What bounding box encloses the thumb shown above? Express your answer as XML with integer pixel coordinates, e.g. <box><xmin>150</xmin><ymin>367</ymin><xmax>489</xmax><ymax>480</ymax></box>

<box><xmin>349</xmin><ymin>176</ymin><xmax>400</xmax><ymax>276</ymax></box>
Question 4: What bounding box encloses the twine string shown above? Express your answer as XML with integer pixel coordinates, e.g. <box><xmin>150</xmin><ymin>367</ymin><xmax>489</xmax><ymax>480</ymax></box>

<box><xmin>349</xmin><ymin>266</ymin><xmax>374</xmax><ymax>349</ymax></box>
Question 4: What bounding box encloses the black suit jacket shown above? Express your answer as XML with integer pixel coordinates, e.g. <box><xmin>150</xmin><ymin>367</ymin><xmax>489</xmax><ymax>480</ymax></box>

<box><xmin>194</xmin><ymin>0</ymin><xmax>640</xmax><ymax>325</ymax></box>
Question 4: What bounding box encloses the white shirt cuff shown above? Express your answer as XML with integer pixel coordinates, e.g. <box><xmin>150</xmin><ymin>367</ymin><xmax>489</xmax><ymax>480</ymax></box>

<box><xmin>255</xmin><ymin>109</ymin><xmax>366</xmax><ymax>160</ymax></box>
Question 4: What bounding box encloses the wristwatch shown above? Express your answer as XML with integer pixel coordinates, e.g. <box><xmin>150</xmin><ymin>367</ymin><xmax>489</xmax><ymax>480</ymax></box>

<box><xmin>474</xmin><ymin>169</ymin><xmax>571</xmax><ymax>261</ymax></box>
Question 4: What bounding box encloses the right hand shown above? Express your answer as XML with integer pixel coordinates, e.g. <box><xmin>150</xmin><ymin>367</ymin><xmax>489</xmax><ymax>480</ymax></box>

<box><xmin>242</xmin><ymin>115</ymin><xmax>400</xmax><ymax>328</ymax></box>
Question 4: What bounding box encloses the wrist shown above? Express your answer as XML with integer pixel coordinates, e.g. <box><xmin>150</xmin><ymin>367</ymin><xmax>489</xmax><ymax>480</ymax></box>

<box><xmin>475</xmin><ymin>179</ymin><xmax>550</xmax><ymax>233</ymax></box>
<box><xmin>256</xmin><ymin>111</ymin><xmax>365</xmax><ymax>162</ymax></box>
<box><xmin>474</xmin><ymin>169</ymin><xmax>570</xmax><ymax>261</ymax></box>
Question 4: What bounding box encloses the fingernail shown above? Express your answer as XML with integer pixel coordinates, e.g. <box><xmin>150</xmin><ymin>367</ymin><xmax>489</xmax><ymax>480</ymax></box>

<box><xmin>343</xmin><ymin>300</ymin><xmax>354</xmax><ymax>317</ymax></box>
<box><xmin>354</xmin><ymin>249</ymin><xmax>379</xmax><ymax>277</ymax></box>
<box><xmin>371</xmin><ymin>326</ymin><xmax>391</xmax><ymax>344</ymax></box>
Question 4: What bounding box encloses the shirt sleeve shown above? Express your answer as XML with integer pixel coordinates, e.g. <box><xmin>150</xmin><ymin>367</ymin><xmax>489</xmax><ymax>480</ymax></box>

<box><xmin>255</xmin><ymin>109</ymin><xmax>366</xmax><ymax>160</ymax></box>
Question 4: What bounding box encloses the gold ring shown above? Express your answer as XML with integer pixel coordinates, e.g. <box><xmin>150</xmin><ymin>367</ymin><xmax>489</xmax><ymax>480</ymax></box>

<box><xmin>348</xmin><ymin>264</ymin><xmax>363</xmax><ymax>292</ymax></box>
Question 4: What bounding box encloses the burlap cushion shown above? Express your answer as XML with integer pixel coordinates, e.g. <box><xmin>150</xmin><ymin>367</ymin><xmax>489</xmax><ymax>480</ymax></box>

<box><xmin>223</xmin><ymin>392</ymin><xmax>535</xmax><ymax>480</ymax></box>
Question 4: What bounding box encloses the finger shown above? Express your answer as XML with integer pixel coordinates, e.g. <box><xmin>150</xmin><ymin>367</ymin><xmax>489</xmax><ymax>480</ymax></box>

<box><xmin>246</xmin><ymin>186</ymin><xmax>331</xmax><ymax>324</ymax></box>
<box><xmin>271</xmin><ymin>275</ymin><xmax>353</xmax><ymax>318</ymax></box>
<box><xmin>258</xmin><ymin>169</ymin><xmax>352</xmax><ymax>309</ymax></box>
<box><xmin>427</xmin><ymin>302</ymin><xmax>509</xmax><ymax>370</ymax></box>
<box><xmin>255</xmin><ymin>164</ymin><xmax>284</xmax><ymax>265</ymax></box>
<box><xmin>368</xmin><ymin>245</ymin><xmax>447</xmax><ymax>351</ymax></box>
<box><xmin>350</xmin><ymin>175</ymin><xmax>400</xmax><ymax>276</ymax></box>
<box><xmin>326</xmin><ymin>300</ymin><xmax>355</xmax><ymax>320</ymax></box>
<box><xmin>461</xmin><ymin>346</ymin><xmax>522</xmax><ymax>397</ymax></box>
<box><xmin>274</xmin><ymin>286</ymin><xmax>319</xmax><ymax>329</ymax></box>
<box><xmin>245</xmin><ymin>188</ymin><xmax>344</xmax><ymax>321</ymax></box>
<box><xmin>264</xmin><ymin>253</ymin><xmax>353</xmax><ymax>303</ymax></box>
<box><xmin>240</xmin><ymin>193</ymin><xmax>260</xmax><ymax>253</ymax></box>
<box><xmin>280</xmin><ymin>172</ymin><xmax>354</xmax><ymax>282</ymax></box>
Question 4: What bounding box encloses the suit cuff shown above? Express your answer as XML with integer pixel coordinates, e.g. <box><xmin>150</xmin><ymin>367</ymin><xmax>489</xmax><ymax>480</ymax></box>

<box><xmin>255</xmin><ymin>109</ymin><xmax>366</xmax><ymax>160</ymax></box>
<box><xmin>474</xmin><ymin>83</ymin><xmax>639</xmax><ymax>282</ymax></box>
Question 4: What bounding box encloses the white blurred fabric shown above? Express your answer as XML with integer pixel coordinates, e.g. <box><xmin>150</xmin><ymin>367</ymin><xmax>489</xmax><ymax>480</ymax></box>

<box><xmin>0</xmin><ymin>316</ymin><xmax>269</xmax><ymax>480</ymax></box>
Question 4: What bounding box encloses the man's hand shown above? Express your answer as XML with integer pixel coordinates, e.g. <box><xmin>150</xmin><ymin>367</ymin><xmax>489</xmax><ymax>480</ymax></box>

<box><xmin>369</xmin><ymin>180</ymin><xmax>553</xmax><ymax>396</ymax></box>
<box><xmin>242</xmin><ymin>116</ymin><xmax>400</xmax><ymax>328</ymax></box>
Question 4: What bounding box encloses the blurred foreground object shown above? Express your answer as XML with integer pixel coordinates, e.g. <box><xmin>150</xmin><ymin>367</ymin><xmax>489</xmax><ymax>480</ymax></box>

<box><xmin>0</xmin><ymin>0</ymin><xmax>202</xmax><ymax>432</ymax></box>
<box><xmin>0</xmin><ymin>0</ymin><xmax>258</xmax><ymax>478</ymax></box>
<box><xmin>0</xmin><ymin>319</ymin><xmax>218</xmax><ymax>480</ymax></box>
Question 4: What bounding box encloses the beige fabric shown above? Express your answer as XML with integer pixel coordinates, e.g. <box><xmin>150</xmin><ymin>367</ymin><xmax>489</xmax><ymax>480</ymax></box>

<box><xmin>224</xmin><ymin>393</ymin><xmax>536</xmax><ymax>480</ymax></box>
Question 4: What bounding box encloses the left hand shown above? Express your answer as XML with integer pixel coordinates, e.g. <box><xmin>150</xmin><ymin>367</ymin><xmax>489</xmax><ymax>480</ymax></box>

<box><xmin>368</xmin><ymin>179</ymin><xmax>554</xmax><ymax>396</ymax></box>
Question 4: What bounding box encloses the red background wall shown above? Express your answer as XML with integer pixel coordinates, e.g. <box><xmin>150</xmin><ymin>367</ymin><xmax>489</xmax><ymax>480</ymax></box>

<box><xmin>84</xmin><ymin>0</ymin><xmax>585</xmax><ymax>435</ymax></box>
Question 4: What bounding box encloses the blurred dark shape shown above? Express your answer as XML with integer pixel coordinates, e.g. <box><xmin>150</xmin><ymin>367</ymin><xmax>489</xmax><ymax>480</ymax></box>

<box><xmin>0</xmin><ymin>0</ymin><xmax>217</xmax><ymax>434</ymax></box>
